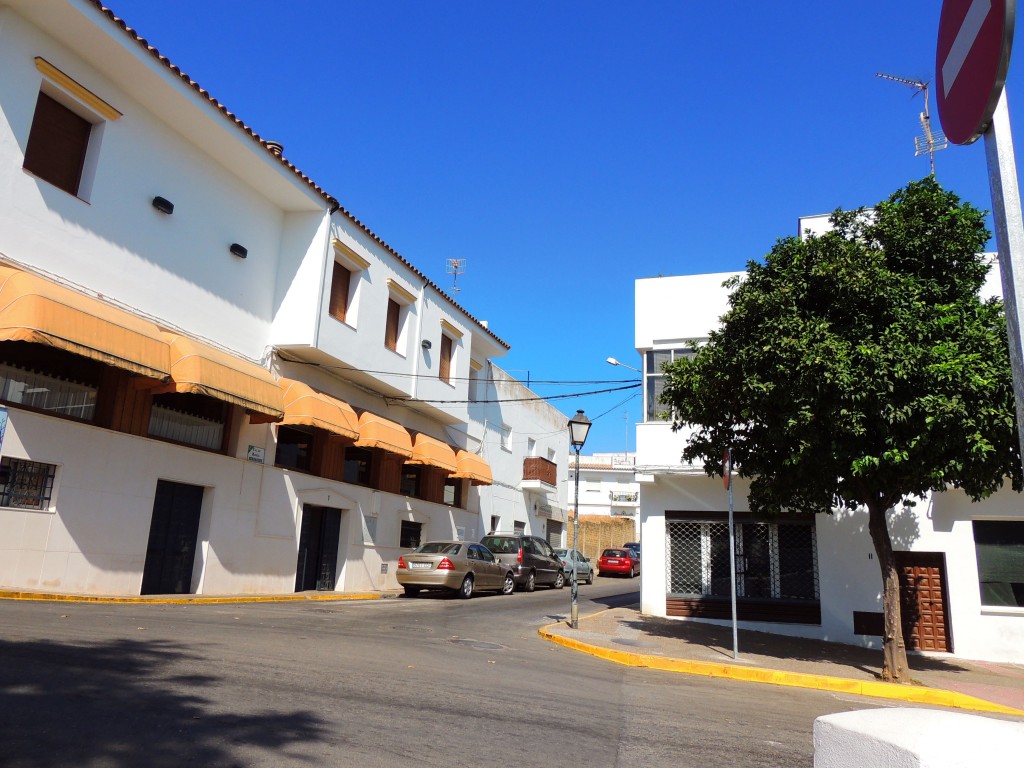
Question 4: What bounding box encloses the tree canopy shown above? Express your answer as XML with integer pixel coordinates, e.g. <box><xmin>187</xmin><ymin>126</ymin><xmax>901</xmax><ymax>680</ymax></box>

<box><xmin>660</xmin><ymin>178</ymin><xmax>1022</xmax><ymax>681</ymax></box>
<box><xmin>662</xmin><ymin>177</ymin><xmax>1022</xmax><ymax>517</ymax></box>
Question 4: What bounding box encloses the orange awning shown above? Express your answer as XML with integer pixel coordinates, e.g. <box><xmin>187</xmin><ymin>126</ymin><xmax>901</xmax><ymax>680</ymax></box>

<box><xmin>407</xmin><ymin>433</ymin><xmax>458</xmax><ymax>473</ymax></box>
<box><xmin>279</xmin><ymin>378</ymin><xmax>359</xmax><ymax>439</ymax></box>
<box><xmin>0</xmin><ymin>266</ymin><xmax>170</xmax><ymax>379</ymax></box>
<box><xmin>354</xmin><ymin>411</ymin><xmax>413</xmax><ymax>457</ymax></box>
<box><xmin>452</xmin><ymin>450</ymin><xmax>493</xmax><ymax>486</ymax></box>
<box><xmin>162</xmin><ymin>332</ymin><xmax>283</xmax><ymax>418</ymax></box>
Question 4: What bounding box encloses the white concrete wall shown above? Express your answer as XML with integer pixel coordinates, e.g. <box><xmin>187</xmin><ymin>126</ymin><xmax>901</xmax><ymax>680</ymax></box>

<box><xmin>814</xmin><ymin>709</ymin><xmax>1024</xmax><ymax>768</ymax></box>
<box><xmin>635</xmin><ymin>272</ymin><xmax>741</xmax><ymax>350</ymax></box>
<box><xmin>0</xmin><ymin>7</ymin><xmax>326</xmax><ymax>361</ymax></box>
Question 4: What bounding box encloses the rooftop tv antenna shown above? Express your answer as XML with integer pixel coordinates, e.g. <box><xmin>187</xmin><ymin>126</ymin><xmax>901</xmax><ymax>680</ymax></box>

<box><xmin>446</xmin><ymin>258</ymin><xmax>466</xmax><ymax>297</ymax></box>
<box><xmin>876</xmin><ymin>72</ymin><xmax>948</xmax><ymax>175</ymax></box>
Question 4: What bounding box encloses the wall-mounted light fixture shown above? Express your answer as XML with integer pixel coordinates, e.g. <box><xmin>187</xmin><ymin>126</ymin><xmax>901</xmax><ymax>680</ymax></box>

<box><xmin>421</xmin><ymin>340</ymin><xmax>432</xmax><ymax>350</ymax></box>
<box><xmin>151</xmin><ymin>196</ymin><xmax>174</xmax><ymax>215</ymax></box>
<box><xmin>229</xmin><ymin>243</ymin><xmax>248</xmax><ymax>259</ymax></box>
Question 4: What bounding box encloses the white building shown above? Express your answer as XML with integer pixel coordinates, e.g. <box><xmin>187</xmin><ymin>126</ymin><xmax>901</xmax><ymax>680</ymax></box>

<box><xmin>567</xmin><ymin>452</ymin><xmax>640</xmax><ymax>537</ymax></box>
<box><xmin>0</xmin><ymin>0</ymin><xmax>566</xmax><ymax>597</ymax></box>
<box><xmin>635</xmin><ymin>267</ymin><xmax>1024</xmax><ymax>664</ymax></box>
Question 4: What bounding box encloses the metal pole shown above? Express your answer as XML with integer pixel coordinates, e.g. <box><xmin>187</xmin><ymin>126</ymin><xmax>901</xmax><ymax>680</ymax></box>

<box><xmin>985</xmin><ymin>90</ymin><xmax>1024</xmax><ymax>469</ymax></box>
<box><xmin>570</xmin><ymin>447</ymin><xmax>580</xmax><ymax>628</ymax></box>
<box><xmin>727</xmin><ymin>448</ymin><xmax>739</xmax><ymax>659</ymax></box>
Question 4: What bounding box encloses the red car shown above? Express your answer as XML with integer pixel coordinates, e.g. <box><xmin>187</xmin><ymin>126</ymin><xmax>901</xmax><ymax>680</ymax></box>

<box><xmin>598</xmin><ymin>548</ymin><xmax>640</xmax><ymax>578</ymax></box>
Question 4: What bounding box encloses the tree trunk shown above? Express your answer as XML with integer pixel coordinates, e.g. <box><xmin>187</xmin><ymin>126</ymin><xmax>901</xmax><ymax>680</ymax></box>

<box><xmin>866</xmin><ymin>500</ymin><xmax>910</xmax><ymax>683</ymax></box>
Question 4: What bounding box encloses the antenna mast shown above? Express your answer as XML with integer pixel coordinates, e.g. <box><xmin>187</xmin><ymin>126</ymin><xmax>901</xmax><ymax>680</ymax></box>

<box><xmin>876</xmin><ymin>72</ymin><xmax>948</xmax><ymax>175</ymax></box>
<box><xmin>446</xmin><ymin>258</ymin><xmax>466</xmax><ymax>297</ymax></box>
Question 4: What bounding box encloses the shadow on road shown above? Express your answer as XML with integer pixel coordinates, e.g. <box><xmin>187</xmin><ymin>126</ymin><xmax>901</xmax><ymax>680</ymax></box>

<box><xmin>0</xmin><ymin>635</ymin><xmax>331</xmax><ymax>767</ymax></box>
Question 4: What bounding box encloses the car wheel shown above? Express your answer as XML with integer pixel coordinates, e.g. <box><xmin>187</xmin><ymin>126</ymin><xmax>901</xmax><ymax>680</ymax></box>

<box><xmin>553</xmin><ymin>570</ymin><xmax>565</xmax><ymax>589</ymax></box>
<box><xmin>525</xmin><ymin>571</ymin><xmax>536</xmax><ymax>592</ymax></box>
<box><xmin>586</xmin><ymin>569</ymin><xmax>593</xmax><ymax>585</ymax></box>
<box><xmin>629</xmin><ymin>567</ymin><xmax>635</xmax><ymax>578</ymax></box>
<box><xmin>403</xmin><ymin>586</ymin><xmax>421</xmax><ymax>597</ymax></box>
<box><xmin>458</xmin><ymin>575</ymin><xmax>474</xmax><ymax>599</ymax></box>
<box><xmin>501</xmin><ymin>572</ymin><xmax>515</xmax><ymax>595</ymax></box>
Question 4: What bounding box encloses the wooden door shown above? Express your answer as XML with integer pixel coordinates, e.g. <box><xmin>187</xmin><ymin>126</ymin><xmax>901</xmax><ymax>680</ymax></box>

<box><xmin>895</xmin><ymin>551</ymin><xmax>952</xmax><ymax>653</ymax></box>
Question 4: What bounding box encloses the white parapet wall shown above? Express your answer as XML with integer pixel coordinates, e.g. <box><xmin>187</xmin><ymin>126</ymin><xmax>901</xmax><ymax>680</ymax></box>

<box><xmin>813</xmin><ymin>708</ymin><xmax>1024</xmax><ymax>768</ymax></box>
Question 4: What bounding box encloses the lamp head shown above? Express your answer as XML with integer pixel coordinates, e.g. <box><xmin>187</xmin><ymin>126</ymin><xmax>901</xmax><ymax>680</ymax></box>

<box><xmin>568</xmin><ymin>409</ymin><xmax>591</xmax><ymax>449</ymax></box>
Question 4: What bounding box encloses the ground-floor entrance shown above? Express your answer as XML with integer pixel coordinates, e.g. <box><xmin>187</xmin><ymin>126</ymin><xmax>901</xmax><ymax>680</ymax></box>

<box><xmin>295</xmin><ymin>504</ymin><xmax>342</xmax><ymax>591</ymax></box>
<box><xmin>141</xmin><ymin>480</ymin><xmax>204</xmax><ymax>595</ymax></box>
<box><xmin>896</xmin><ymin>551</ymin><xmax>952</xmax><ymax>653</ymax></box>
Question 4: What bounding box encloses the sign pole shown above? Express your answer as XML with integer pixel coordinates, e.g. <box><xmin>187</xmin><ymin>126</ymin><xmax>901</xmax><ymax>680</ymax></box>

<box><xmin>985</xmin><ymin>90</ymin><xmax>1024</xmax><ymax>463</ymax></box>
<box><xmin>725</xmin><ymin>448</ymin><xmax>739</xmax><ymax>660</ymax></box>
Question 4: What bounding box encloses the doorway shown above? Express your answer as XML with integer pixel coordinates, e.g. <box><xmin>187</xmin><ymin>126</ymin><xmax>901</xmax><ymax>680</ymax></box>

<box><xmin>295</xmin><ymin>504</ymin><xmax>342</xmax><ymax>592</ymax></box>
<box><xmin>141</xmin><ymin>480</ymin><xmax>204</xmax><ymax>595</ymax></box>
<box><xmin>895</xmin><ymin>551</ymin><xmax>953</xmax><ymax>652</ymax></box>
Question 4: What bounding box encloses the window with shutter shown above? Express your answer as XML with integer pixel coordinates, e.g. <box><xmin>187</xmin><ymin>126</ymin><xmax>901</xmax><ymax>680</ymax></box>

<box><xmin>439</xmin><ymin>335</ymin><xmax>453</xmax><ymax>384</ymax></box>
<box><xmin>328</xmin><ymin>262</ymin><xmax>352</xmax><ymax>323</ymax></box>
<box><xmin>385</xmin><ymin>299</ymin><xmax>400</xmax><ymax>351</ymax></box>
<box><xmin>23</xmin><ymin>92</ymin><xmax>92</xmax><ymax>196</ymax></box>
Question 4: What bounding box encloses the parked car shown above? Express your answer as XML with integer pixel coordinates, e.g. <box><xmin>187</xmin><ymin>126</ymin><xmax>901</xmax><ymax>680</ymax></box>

<box><xmin>624</xmin><ymin>542</ymin><xmax>641</xmax><ymax>560</ymax></box>
<box><xmin>555</xmin><ymin>548</ymin><xmax>594</xmax><ymax>584</ymax></box>
<box><xmin>598</xmin><ymin>548</ymin><xmax>641</xmax><ymax>578</ymax></box>
<box><xmin>479</xmin><ymin>533</ymin><xmax>565</xmax><ymax>592</ymax></box>
<box><xmin>397</xmin><ymin>541</ymin><xmax>515</xmax><ymax>598</ymax></box>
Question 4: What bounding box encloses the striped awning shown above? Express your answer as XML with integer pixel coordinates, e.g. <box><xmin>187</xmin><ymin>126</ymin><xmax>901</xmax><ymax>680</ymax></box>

<box><xmin>452</xmin><ymin>450</ymin><xmax>493</xmax><ymax>486</ymax></box>
<box><xmin>354</xmin><ymin>411</ymin><xmax>413</xmax><ymax>457</ymax></box>
<box><xmin>0</xmin><ymin>266</ymin><xmax>170</xmax><ymax>379</ymax></box>
<box><xmin>162</xmin><ymin>332</ymin><xmax>283</xmax><ymax>418</ymax></box>
<box><xmin>279</xmin><ymin>378</ymin><xmax>359</xmax><ymax>440</ymax></box>
<box><xmin>406</xmin><ymin>433</ymin><xmax>458</xmax><ymax>473</ymax></box>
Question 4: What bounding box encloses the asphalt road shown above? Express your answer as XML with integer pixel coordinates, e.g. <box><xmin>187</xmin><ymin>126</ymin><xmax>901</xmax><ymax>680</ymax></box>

<box><xmin>0</xmin><ymin>579</ymin><xmax>879</xmax><ymax>767</ymax></box>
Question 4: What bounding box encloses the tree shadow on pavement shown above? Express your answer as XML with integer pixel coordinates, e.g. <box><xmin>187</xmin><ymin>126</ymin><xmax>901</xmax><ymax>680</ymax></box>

<box><xmin>621</xmin><ymin>614</ymin><xmax>972</xmax><ymax>678</ymax></box>
<box><xmin>0</xmin><ymin>635</ymin><xmax>332</xmax><ymax>767</ymax></box>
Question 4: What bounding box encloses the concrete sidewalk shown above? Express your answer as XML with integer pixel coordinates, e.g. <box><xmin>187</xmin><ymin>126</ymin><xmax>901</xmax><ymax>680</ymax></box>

<box><xmin>539</xmin><ymin>604</ymin><xmax>1024</xmax><ymax>717</ymax></box>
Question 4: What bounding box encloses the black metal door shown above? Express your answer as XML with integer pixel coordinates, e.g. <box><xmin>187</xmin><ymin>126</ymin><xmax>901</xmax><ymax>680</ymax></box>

<box><xmin>295</xmin><ymin>505</ymin><xmax>342</xmax><ymax>592</ymax></box>
<box><xmin>141</xmin><ymin>480</ymin><xmax>203</xmax><ymax>595</ymax></box>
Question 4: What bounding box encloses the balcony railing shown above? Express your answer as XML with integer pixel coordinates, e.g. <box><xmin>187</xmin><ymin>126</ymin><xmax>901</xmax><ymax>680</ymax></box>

<box><xmin>522</xmin><ymin>456</ymin><xmax>557</xmax><ymax>487</ymax></box>
<box><xmin>609</xmin><ymin>491</ymin><xmax>639</xmax><ymax>503</ymax></box>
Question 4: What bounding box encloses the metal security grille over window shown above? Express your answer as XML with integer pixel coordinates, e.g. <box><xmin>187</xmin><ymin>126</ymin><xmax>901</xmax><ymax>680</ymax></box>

<box><xmin>0</xmin><ymin>457</ymin><xmax>57</xmax><ymax>510</ymax></box>
<box><xmin>666</xmin><ymin>520</ymin><xmax>819</xmax><ymax>601</ymax></box>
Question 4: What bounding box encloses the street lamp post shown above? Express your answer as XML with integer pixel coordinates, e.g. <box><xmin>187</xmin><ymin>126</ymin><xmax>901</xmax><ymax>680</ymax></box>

<box><xmin>568</xmin><ymin>409</ymin><xmax>591</xmax><ymax>629</ymax></box>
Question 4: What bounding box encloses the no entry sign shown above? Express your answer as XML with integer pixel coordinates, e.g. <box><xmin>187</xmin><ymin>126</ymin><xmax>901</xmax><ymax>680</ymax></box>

<box><xmin>936</xmin><ymin>0</ymin><xmax>1016</xmax><ymax>145</ymax></box>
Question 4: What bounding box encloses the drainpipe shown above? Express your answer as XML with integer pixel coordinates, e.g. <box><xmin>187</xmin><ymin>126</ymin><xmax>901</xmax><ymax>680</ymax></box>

<box><xmin>410</xmin><ymin>277</ymin><xmax>428</xmax><ymax>400</ymax></box>
<box><xmin>313</xmin><ymin>208</ymin><xmax>334</xmax><ymax>350</ymax></box>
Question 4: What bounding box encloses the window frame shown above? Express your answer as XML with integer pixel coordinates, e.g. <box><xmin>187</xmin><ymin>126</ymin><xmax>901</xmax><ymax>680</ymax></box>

<box><xmin>384</xmin><ymin>280</ymin><xmax>416</xmax><ymax>356</ymax></box>
<box><xmin>644</xmin><ymin>348</ymin><xmax>694</xmax><ymax>422</ymax></box>
<box><xmin>0</xmin><ymin>456</ymin><xmax>58</xmax><ymax>511</ymax></box>
<box><xmin>973</xmin><ymin>519</ymin><xmax>1024</xmax><ymax>609</ymax></box>
<box><xmin>22</xmin><ymin>90</ymin><xmax>93</xmax><ymax>197</ymax></box>
<box><xmin>328</xmin><ymin>240</ymin><xmax>370</xmax><ymax>328</ymax></box>
<box><xmin>400</xmin><ymin>520</ymin><xmax>423</xmax><ymax>549</ymax></box>
<box><xmin>438</xmin><ymin>334</ymin><xmax>454</xmax><ymax>385</ymax></box>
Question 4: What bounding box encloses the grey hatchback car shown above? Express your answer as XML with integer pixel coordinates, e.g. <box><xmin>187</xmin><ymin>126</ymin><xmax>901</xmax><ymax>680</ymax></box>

<box><xmin>479</xmin><ymin>534</ymin><xmax>565</xmax><ymax>592</ymax></box>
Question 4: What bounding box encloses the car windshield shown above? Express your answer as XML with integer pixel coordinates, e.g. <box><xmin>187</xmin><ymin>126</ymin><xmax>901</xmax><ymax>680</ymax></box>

<box><xmin>555</xmin><ymin>549</ymin><xmax>569</xmax><ymax>558</ymax></box>
<box><xmin>414</xmin><ymin>542</ymin><xmax>462</xmax><ymax>555</ymax></box>
<box><xmin>480</xmin><ymin>536</ymin><xmax>517</xmax><ymax>554</ymax></box>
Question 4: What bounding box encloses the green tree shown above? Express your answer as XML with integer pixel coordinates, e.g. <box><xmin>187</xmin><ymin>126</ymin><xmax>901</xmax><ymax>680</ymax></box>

<box><xmin>660</xmin><ymin>178</ymin><xmax>1021</xmax><ymax>682</ymax></box>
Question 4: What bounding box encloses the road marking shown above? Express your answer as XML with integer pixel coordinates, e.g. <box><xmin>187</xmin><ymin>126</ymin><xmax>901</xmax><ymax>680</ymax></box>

<box><xmin>943</xmin><ymin>0</ymin><xmax>993</xmax><ymax>97</ymax></box>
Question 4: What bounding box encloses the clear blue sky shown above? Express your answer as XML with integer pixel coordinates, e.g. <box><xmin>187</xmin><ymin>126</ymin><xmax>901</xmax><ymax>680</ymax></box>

<box><xmin>112</xmin><ymin>1</ymin><xmax>1023</xmax><ymax>455</ymax></box>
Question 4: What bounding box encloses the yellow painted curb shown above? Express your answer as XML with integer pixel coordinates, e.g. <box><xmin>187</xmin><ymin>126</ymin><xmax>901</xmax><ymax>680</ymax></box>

<box><xmin>0</xmin><ymin>590</ymin><xmax>384</xmax><ymax>605</ymax></box>
<box><xmin>538</xmin><ymin>623</ymin><xmax>1024</xmax><ymax>717</ymax></box>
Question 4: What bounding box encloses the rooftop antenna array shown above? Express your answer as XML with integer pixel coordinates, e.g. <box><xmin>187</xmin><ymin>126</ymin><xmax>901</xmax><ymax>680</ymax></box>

<box><xmin>446</xmin><ymin>258</ymin><xmax>466</xmax><ymax>297</ymax></box>
<box><xmin>876</xmin><ymin>72</ymin><xmax>948</xmax><ymax>175</ymax></box>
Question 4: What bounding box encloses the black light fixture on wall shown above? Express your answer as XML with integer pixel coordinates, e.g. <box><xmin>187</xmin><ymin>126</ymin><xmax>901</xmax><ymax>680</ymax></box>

<box><xmin>229</xmin><ymin>243</ymin><xmax>248</xmax><ymax>259</ymax></box>
<box><xmin>151</xmin><ymin>196</ymin><xmax>174</xmax><ymax>215</ymax></box>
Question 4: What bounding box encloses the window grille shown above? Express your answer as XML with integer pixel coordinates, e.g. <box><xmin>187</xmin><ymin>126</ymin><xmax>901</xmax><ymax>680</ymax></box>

<box><xmin>0</xmin><ymin>457</ymin><xmax>57</xmax><ymax>510</ymax></box>
<box><xmin>666</xmin><ymin>519</ymin><xmax>818</xmax><ymax>601</ymax></box>
<box><xmin>0</xmin><ymin>363</ymin><xmax>96</xmax><ymax>420</ymax></box>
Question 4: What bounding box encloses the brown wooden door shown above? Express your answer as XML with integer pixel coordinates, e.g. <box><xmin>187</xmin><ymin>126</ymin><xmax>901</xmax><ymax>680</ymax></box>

<box><xmin>895</xmin><ymin>551</ymin><xmax>952</xmax><ymax>653</ymax></box>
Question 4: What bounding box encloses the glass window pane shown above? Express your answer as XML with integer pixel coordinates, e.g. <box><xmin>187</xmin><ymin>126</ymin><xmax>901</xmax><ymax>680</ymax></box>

<box><xmin>974</xmin><ymin>520</ymin><xmax>1024</xmax><ymax>607</ymax></box>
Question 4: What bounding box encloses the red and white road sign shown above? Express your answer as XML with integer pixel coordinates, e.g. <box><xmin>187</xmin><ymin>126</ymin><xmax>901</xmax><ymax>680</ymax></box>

<box><xmin>936</xmin><ymin>0</ymin><xmax>1016</xmax><ymax>145</ymax></box>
